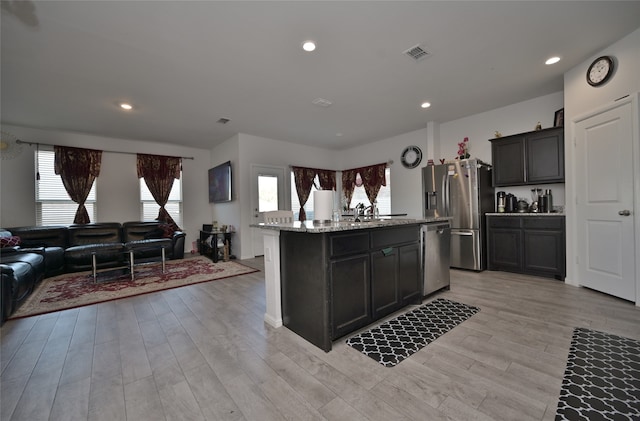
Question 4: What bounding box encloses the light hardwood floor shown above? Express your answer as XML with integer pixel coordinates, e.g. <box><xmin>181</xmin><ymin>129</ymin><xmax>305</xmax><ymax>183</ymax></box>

<box><xmin>2</xmin><ymin>258</ymin><xmax>639</xmax><ymax>421</ymax></box>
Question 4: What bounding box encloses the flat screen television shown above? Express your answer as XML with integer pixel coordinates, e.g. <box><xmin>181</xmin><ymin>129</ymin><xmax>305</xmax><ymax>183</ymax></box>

<box><xmin>208</xmin><ymin>161</ymin><xmax>232</xmax><ymax>203</ymax></box>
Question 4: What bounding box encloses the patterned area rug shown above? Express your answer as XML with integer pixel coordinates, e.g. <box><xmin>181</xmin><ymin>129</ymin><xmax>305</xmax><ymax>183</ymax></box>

<box><xmin>9</xmin><ymin>256</ymin><xmax>259</xmax><ymax>319</ymax></box>
<box><xmin>555</xmin><ymin>327</ymin><xmax>640</xmax><ymax>420</ymax></box>
<box><xmin>346</xmin><ymin>298</ymin><xmax>480</xmax><ymax>367</ymax></box>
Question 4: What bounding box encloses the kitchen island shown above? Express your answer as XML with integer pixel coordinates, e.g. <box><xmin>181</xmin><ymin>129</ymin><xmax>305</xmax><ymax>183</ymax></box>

<box><xmin>253</xmin><ymin>217</ymin><xmax>449</xmax><ymax>351</ymax></box>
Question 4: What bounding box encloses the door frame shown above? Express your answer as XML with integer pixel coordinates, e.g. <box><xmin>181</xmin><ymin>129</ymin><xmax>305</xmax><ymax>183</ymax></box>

<box><xmin>571</xmin><ymin>92</ymin><xmax>640</xmax><ymax>306</ymax></box>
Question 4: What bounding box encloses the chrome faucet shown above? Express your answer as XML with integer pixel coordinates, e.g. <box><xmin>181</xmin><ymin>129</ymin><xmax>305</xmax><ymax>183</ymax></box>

<box><xmin>354</xmin><ymin>203</ymin><xmax>376</xmax><ymax>222</ymax></box>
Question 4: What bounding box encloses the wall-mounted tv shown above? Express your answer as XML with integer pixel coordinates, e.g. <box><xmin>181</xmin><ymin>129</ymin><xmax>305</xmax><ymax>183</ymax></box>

<box><xmin>208</xmin><ymin>161</ymin><xmax>232</xmax><ymax>203</ymax></box>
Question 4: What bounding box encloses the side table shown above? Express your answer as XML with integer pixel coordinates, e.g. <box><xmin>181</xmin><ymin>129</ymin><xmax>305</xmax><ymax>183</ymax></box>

<box><xmin>199</xmin><ymin>230</ymin><xmax>233</xmax><ymax>262</ymax></box>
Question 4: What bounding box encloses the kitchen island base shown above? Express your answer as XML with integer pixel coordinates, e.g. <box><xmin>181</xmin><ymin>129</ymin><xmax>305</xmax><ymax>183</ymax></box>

<box><xmin>281</xmin><ymin>224</ymin><xmax>422</xmax><ymax>352</ymax></box>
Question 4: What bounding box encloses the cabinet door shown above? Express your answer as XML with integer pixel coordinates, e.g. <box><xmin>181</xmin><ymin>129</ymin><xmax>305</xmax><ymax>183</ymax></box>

<box><xmin>398</xmin><ymin>243</ymin><xmax>421</xmax><ymax>304</ymax></box>
<box><xmin>492</xmin><ymin>138</ymin><xmax>525</xmax><ymax>186</ymax></box>
<box><xmin>523</xmin><ymin>230</ymin><xmax>564</xmax><ymax>277</ymax></box>
<box><xmin>371</xmin><ymin>248</ymin><xmax>400</xmax><ymax>320</ymax></box>
<box><xmin>330</xmin><ymin>254</ymin><xmax>371</xmax><ymax>339</ymax></box>
<box><xmin>526</xmin><ymin>129</ymin><xmax>564</xmax><ymax>183</ymax></box>
<box><xmin>487</xmin><ymin>228</ymin><xmax>522</xmax><ymax>271</ymax></box>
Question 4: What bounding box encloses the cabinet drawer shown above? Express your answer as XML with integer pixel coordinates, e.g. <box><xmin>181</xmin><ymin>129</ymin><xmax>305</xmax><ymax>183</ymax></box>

<box><xmin>487</xmin><ymin>217</ymin><xmax>522</xmax><ymax>229</ymax></box>
<box><xmin>371</xmin><ymin>225</ymin><xmax>418</xmax><ymax>248</ymax></box>
<box><xmin>523</xmin><ymin>217</ymin><xmax>564</xmax><ymax>230</ymax></box>
<box><xmin>330</xmin><ymin>232</ymin><xmax>370</xmax><ymax>257</ymax></box>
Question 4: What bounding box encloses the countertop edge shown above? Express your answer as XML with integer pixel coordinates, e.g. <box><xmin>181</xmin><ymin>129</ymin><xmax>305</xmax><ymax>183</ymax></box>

<box><xmin>251</xmin><ymin>217</ymin><xmax>452</xmax><ymax>233</ymax></box>
<box><xmin>485</xmin><ymin>212</ymin><xmax>565</xmax><ymax>217</ymax></box>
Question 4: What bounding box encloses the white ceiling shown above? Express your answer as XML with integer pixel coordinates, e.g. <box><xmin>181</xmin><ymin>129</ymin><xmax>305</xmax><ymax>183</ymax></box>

<box><xmin>2</xmin><ymin>1</ymin><xmax>640</xmax><ymax>150</ymax></box>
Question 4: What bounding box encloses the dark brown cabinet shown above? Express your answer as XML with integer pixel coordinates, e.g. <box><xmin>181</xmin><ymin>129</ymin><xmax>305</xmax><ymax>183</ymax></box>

<box><xmin>370</xmin><ymin>242</ymin><xmax>421</xmax><ymax>320</ymax></box>
<box><xmin>280</xmin><ymin>224</ymin><xmax>421</xmax><ymax>351</ymax></box>
<box><xmin>370</xmin><ymin>226</ymin><xmax>421</xmax><ymax>320</ymax></box>
<box><xmin>371</xmin><ymin>248</ymin><xmax>400</xmax><ymax>320</ymax></box>
<box><xmin>331</xmin><ymin>253</ymin><xmax>371</xmax><ymax>338</ymax></box>
<box><xmin>490</xmin><ymin>127</ymin><xmax>564</xmax><ymax>187</ymax></box>
<box><xmin>487</xmin><ymin>215</ymin><xmax>565</xmax><ymax>280</ymax></box>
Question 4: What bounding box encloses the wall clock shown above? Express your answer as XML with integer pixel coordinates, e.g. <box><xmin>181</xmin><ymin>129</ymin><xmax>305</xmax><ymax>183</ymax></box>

<box><xmin>401</xmin><ymin>145</ymin><xmax>422</xmax><ymax>169</ymax></box>
<box><xmin>586</xmin><ymin>55</ymin><xmax>614</xmax><ymax>87</ymax></box>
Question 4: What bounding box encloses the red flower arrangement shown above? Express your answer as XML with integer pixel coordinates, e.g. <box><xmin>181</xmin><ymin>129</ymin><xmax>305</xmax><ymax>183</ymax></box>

<box><xmin>457</xmin><ymin>137</ymin><xmax>470</xmax><ymax>159</ymax></box>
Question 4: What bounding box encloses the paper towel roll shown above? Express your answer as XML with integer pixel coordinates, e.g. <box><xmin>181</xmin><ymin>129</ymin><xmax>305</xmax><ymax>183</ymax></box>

<box><xmin>313</xmin><ymin>190</ymin><xmax>334</xmax><ymax>223</ymax></box>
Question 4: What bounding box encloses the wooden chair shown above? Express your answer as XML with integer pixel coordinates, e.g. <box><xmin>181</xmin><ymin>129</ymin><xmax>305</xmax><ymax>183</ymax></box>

<box><xmin>264</xmin><ymin>210</ymin><xmax>294</xmax><ymax>224</ymax></box>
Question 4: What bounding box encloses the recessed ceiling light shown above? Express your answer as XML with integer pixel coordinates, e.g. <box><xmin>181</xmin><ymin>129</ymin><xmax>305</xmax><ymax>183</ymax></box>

<box><xmin>545</xmin><ymin>56</ymin><xmax>561</xmax><ymax>65</ymax></box>
<box><xmin>312</xmin><ymin>98</ymin><xmax>332</xmax><ymax>107</ymax></box>
<box><xmin>421</xmin><ymin>102</ymin><xmax>431</xmax><ymax>109</ymax></box>
<box><xmin>302</xmin><ymin>41</ymin><xmax>316</xmax><ymax>52</ymax></box>
<box><xmin>119</xmin><ymin>103</ymin><xmax>133</xmax><ymax>110</ymax></box>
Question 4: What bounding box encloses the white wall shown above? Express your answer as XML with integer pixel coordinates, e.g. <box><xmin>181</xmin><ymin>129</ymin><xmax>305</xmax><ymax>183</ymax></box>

<box><xmin>0</xmin><ymin>124</ymin><xmax>212</xmax><ymax>253</ymax></box>
<box><xmin>337</xmin><ymin>128</ymin><xmax>428</xmax><ymax>218</ymax></box>
<box><xmin>439</xmin><ymin>92</ymin><xmax>566</xmax><ymax>207</ymax></box>
<box><xmin>563</xmin><ymin>27</ymin><xmax>640</xmax><ymax>286</ymax></box>
<box><xmin>211</xmin><ymin>133</ymin><xmax>336</xmax><ymax>259</ymax></box>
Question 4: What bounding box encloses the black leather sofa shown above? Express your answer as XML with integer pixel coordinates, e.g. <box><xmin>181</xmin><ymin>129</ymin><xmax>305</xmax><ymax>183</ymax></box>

<box><xmin>0</xmin><ymin>221</ymin><xmax>185</xmax><ymax>323</ymax></box>
<box><xmin>0</xmin><ymin>247</ymin><xmax>45</xmax><ymax>322</ymax></box>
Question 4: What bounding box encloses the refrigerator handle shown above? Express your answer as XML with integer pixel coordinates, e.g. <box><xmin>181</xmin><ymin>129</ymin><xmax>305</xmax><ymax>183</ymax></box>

<box><xmin>442</xmin><ymin>173</ymin><xmax>448</xmax><ymax>216</ymax></box>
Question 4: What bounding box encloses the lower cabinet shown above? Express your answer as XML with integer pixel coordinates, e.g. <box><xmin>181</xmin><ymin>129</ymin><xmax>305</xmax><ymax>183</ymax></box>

<box><xmin>280</xmin><ymin>225</ymin><xmax>421</xmax><ymax>352</ymax></box>
<box><xmin>487</xmin><ymin>215</ymin><xmax>565</xmax><ymax>280</ymax></box>
<box><xmin>331</xmin><ymin>253</ymin><xmax>371</xmax><ymax>339</ymax></box>
<box><xmin>336</xmin><ymin>227</ymin><xmax>421</xmax><ymax>334</ymax></box>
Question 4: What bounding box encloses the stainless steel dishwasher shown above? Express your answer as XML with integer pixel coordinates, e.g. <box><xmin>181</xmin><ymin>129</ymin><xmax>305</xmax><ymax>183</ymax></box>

<box><xmin>421</xmin><ymin>222</ymin><xmax>451</xmax><ymax>296</ymax></box>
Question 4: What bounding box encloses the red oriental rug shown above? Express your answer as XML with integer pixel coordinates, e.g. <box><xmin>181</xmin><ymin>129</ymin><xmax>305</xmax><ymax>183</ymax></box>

<box><xmin>9</xmin><ymin>256</ymin><xmax>259</xmax><ymax>319</ymax></box>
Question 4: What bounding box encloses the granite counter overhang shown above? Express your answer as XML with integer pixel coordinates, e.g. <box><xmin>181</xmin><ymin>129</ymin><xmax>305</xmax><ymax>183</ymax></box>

<box><xmin>251</xmin><ymin>217</ymin><xmax>451</xmax><ymax>233</ymax></box>
<box><xmin>485</xmin><ymin>212</ymin><xmax>565</xmax><ymax>217</ymax></box>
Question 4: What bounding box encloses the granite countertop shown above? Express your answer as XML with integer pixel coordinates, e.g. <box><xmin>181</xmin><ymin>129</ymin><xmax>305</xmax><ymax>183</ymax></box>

<box><xmin>251</xmin><ymin>217</ymin><xmax>451</xmax><ymax>233</ymax></box>
<box><xmin>486</xmin><ymin>212</ymin><xmax>565</xmax><ymax>217</ymax></box>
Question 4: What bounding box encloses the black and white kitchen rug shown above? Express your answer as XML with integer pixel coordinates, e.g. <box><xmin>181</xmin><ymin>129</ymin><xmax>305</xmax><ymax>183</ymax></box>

<box><xmin>555</xmin><ymin>327</ymin><xmax>640</xmax><ymax>420</ymax></box>
<box><xmin>346</xmin><ymin>298</ymin><xmax>479</xmax><ymax>367</ymax></box>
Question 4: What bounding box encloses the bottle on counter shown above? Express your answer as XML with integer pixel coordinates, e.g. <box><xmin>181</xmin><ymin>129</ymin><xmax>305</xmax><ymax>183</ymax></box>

<box><xmin>544</xmin><ymin>189</ymin><xmax>553</xmax><ymax>213</ymax></box>
<box><xmin>496</xmin><ymin>191</ymin><xmax>506</xmax><ymax>213</ymax></box>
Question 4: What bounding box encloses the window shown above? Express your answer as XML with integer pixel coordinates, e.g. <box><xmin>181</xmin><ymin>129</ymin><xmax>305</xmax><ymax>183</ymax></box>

<box><xmin>36</xmin><ymin>149</ymin><xmax>97</xmax><ymax>225</ymax></box>
<box><xmin>348</xmin><ymin>168</ymin><xmax>391</xmax><ymax>214</ymax></box>
<box><xmin>140</xmin><ymin>176</ymin><xmax>182</xmax><ymax>227</ymax></box>
<box><xmin>291</xmin><ymin>174</ymin><xmax>320</xmax><ymax>221</ymax></box>
<box><xmin>258</xmin><ymin>174</ymin><xmax>279</xmax><ymax>212</ymax></box>
<box><xmin>290</xmin><ymin>168</ymin><xmax>391</xmax><ymax>220</ymax></box>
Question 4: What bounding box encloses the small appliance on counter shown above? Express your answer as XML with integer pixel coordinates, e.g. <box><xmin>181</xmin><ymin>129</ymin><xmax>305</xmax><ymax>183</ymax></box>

<box><xmin>529</xmin><ymin>188</ymin><xmax>542</xmax><ymax>213</ymax></box>
<box><xmin>539</xmin><ymin>189</ymin><xmax>554</xmax><ymax>213</ymax></box>
<box><xmin>505</xmin><ymin>194</ymin><xmax>517</xmax><ymax>213</ymax></box>
<box><xmin>517</xmin><ymin>199</ymin><xmax>529</xmax><ymax>212</ymax></box>
<box><xmin>496</xmin><ymin>191</ymin><xmax>506</xmax><ymax>213</ymax></box>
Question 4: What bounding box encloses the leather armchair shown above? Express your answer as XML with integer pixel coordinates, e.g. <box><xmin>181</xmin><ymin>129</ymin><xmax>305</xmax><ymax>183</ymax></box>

<box><xmin>0</xmin><ymin>247</ymin><xmax>45</xmax><ymax>323</ymax></box>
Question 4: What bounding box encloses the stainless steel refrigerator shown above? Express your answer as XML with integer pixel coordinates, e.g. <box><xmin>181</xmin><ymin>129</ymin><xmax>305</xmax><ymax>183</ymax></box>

<box><xmin>422</xmin><ymin>158</ymin><xmax>494</xmax><ymax>271</ymax></box>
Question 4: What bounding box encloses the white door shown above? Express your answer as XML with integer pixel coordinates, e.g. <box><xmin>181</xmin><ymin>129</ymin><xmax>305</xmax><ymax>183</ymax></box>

<box><xmin>251</xmin><ymin>165</ymin><xmax>286</xmax><ymax>257</ymax></box>
<box><xmin>575</xmin><ymin>99</ymin><xmax>636</xmax><ymax>301</ymax></box>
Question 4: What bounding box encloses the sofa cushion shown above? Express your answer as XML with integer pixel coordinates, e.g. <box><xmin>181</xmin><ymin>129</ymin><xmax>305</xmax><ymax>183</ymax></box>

<box><xmin>143</xmin><ymin>228</ymin><xmax>164</xmax><ymax>239</ymax></box>
<box><xmin>8</xmin><ymin>226</ymin><xmax>69</xmax><ymax>248</ymax></box>
<box><xmin>159</xmin><ymin>223</ymin><xmax>178</xmax><ymax>238</ymax></box>
<box><xmin>68</xmin><ymin>223</ymin><xmax>122</xmax><ymax>246</ymax></box>
<box><xmin>65</xmin><ymin>242</ymin><xmax>125</xmax><ymax>272</ymax></box>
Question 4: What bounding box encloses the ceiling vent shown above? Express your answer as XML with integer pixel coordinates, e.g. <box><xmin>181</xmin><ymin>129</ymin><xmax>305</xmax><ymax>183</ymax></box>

<box><xmin>312</xmin><ymin>98</ymin><xmax>333</xmax><ymax>107</ymax></box>
<box><xmin>403</xmin><ymin>44</ymin><xmax>430</xmax><ymax>62</ymax></box>
<box><xmin>217</xmin><ymin>118</ymin><xmax>231</xmax><ymax>124</ymax></box>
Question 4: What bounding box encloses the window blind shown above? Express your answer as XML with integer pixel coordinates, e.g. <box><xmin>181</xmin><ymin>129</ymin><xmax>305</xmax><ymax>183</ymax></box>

<box><xmin>36</xmin><ymin>150</ymin><xmax>96</xmax><ymax>225</ymax></box>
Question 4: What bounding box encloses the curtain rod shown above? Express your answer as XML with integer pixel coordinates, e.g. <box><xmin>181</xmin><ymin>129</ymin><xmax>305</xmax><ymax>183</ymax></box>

<box><xmin>16</xmin><ymin>139</ymin><xmax>195</xmax><ymax>160</ymax></box>
<box><xmin>289</xmin><ymin>160</ymin><xmax>394</xmax><ymax>169</ymax></box>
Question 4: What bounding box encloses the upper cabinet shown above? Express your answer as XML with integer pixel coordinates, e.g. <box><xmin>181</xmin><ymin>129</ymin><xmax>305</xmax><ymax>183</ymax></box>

<box><xmin>489</xmin><ymin>127</ymin><xmax>564</xmax><ymax>187</ymax></box>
